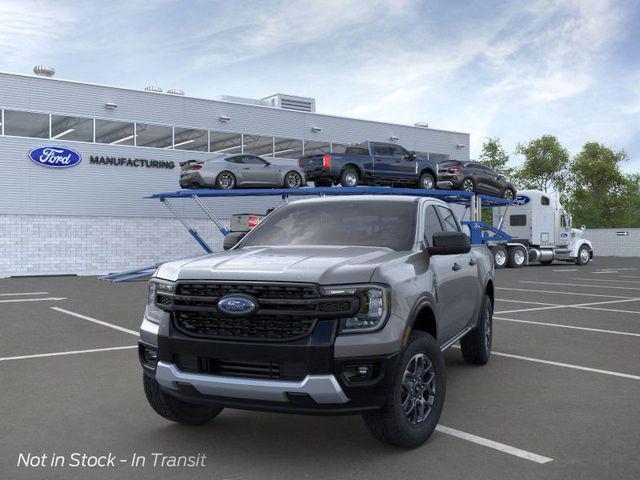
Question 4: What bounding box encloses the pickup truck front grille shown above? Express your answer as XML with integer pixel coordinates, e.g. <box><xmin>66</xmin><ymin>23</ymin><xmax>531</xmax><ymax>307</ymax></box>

<box><xmin>161</xmin><ymin>282</ymin><xmax>359</xmax><ymax>342</ymax></box>
<box><xmin>174</xmin><ymin>311</ymin><xmax>316</xmax><ymax>342</ymax></box>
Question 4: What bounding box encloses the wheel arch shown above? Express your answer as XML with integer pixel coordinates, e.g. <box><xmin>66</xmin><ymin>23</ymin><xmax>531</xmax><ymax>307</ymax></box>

<box><xmin>407</xmin><ymin>299</ymin><xmax>438</xmax><ymax>344</ymax></box>
<box><xmin>419</xmin><ymin>167</ymin><xmax>436</xmax><ymax>179</ymax></box>
<box><xmin>342</xmin><ymin>163</ymin><xmax>362</xmax><ymax>177</ymax></box>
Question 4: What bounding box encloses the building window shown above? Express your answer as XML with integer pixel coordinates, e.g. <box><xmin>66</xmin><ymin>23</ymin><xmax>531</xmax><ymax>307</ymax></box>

<box><xmin>331</xmin><ymin>143</ymin><xmax>348</xmax><ymax>154</ymax></box>
<box><xmin>173</xmin><ymin>127</ymin><xmax>208</xmax><ymax>151</ymax></box>
<box><xmin>303</xmin><ymin>140</ymin><xmax>331</xmax><ymax>156</ymax></box>
<box><xmin>3</xmin><ymin>110</ymin><xmax>49</xmax><ymax>138</ymax></box>
<box><xmin>210</xmin><ymin>131</ymin><xmax>243</xmax><ymax>154</ymax></box>
<box><xmin>95</xmin><ymin>119</ymin><xmax>135</xmax><ymax>145</ymax></box>
<box><xmin>51</xmin><ymin>115</ymin><xmax>93</xmax><ymax>142</ymax></box>
<box><xmin>243</xmin><ymin>134</ymin><xmax>274</xmax><ymax>156</ymax></box>
<box><xmin>135</xmin><ymin>123</ymin><xmax>172</xmax><ymax>149</ymax></box>
<box><xmin>274</xmin><ymin>137</ymin><xmax>303</xmax><ymax>158</ymax></box>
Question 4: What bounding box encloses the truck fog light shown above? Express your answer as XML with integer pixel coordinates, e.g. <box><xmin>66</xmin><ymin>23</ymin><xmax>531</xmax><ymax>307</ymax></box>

<box><xmin>356</xmin><ymin>365</ymin><xmax>372</xmax><ymax>377</ymax></box>
<box><xmin>142</xmin><ymin>347</ymin><xmax>158</xmax><ymax>368</ymax></box>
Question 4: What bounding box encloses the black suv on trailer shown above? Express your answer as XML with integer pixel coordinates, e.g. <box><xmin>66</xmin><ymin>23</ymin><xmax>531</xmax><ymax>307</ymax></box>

<box><xmin>437</xmin><ymin>161</ymin><xmax>516</xmax><ymax>200</ymax></box>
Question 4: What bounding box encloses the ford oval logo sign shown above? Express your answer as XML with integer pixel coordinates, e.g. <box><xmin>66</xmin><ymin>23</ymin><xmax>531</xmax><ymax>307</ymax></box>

<box><xmin>217</xmin><ymin>295</ymin><xmax>257</xmax><ymax>316</ymax></box>
<box><xmin>514</xmin><ymin>195</ymin><xmax>530</xmax><ymax>206</ymax></box>
<box><xmin>28</xmin><ymin>146</ymin><xmax>82</xmax><ymax>168</ymax></box>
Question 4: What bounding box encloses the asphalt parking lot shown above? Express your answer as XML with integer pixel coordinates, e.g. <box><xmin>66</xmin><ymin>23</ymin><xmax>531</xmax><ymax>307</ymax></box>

<box><xmin>2</xmin><ymin>257</ymin><xmax>640</xmax><ymax>480</ymax></box>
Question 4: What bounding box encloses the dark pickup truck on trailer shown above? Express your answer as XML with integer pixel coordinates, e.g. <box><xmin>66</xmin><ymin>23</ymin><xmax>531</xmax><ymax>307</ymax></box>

<box><xmin>298</xmin><ymin>141</ymin><xmax>439</xmax><ymax>189</ymax></box>
<box><xmin>139</xmin><ymin>195</ymin><xmax>494</xmax><ymax>448</ymax></box>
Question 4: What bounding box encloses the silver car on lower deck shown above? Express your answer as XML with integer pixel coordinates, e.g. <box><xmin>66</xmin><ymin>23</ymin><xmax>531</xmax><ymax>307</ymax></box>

<box><xmin>179</xmin><ymin>154</ymin><xmax>307</xmax><ymax>190</ymax></box>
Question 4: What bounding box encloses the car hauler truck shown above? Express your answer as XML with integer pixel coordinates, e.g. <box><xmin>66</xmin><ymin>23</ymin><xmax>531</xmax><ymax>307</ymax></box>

<box><xmin>489</xmin><ymin>189</ymin><xmax>593</xmax><ymax>268</ymax></box>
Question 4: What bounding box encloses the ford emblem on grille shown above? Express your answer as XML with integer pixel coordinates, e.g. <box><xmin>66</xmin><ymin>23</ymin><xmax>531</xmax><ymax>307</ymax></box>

<box><xmin>217</xmin><ymin>295</ymin><xmax>257</xmax><ymax>316</ymax></box>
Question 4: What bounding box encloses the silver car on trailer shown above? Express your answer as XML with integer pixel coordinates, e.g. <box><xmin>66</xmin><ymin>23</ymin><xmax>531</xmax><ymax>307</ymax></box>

<box><xmin>179</xmin><ymin>154</ymin><xmax>307</xmax><ymax>190</ymax></box>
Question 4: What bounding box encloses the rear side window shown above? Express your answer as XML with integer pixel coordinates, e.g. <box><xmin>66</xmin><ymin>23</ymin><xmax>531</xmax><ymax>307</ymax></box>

<box><xmin>373</xmin><ymin>144</ymin><xmax>393</xmax><ymax>156</ymax></box>
<box><xmin>345</xmin><ymin>146</ymin><xmax>369</xmax><ymax>156</ymax></box>
<box><xmin>510</xmin><ymin>214</ymin><xmax>527</xmax><ymax>226</ymax></box>
<box><xmin>424</xmin><ymin>205</ymin><xmax>444</xmax><ymax>246</ymax></box>
<box><xmin>436</xmin><ymin>206</ymin><xmax>460</xmax><ymax>232</ymax></box>
<box><xmin>226</xmin><ymin>156</ymin><xmax>244</xmax><ymax>164</ymax></box>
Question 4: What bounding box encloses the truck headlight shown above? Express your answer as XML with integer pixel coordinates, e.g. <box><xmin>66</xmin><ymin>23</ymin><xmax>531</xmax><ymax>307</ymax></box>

<box><xmin>322</xmin><ymin>285</ymin><xmax>389</xmax><ymax>334</ymax></box>
<box><xmin>145</xmin><ymin>278</ymin><xmax>175</xmax><ymax>324</ymax></box>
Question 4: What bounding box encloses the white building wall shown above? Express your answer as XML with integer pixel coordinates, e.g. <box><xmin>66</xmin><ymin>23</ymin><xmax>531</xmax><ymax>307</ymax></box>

<box><xmin>583</xmin><ymin>228</ymin><xmax>640</xmax><ymax>257</ymax></box>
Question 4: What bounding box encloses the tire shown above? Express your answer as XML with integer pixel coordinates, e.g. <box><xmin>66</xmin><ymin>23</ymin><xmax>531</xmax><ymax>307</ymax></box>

<box><xmin>460</xmin><ymin>294</ymin><xmax>493</xmax><ymax>365</ymax></box>
<box><xmin>461</xmin><ymin>178</ymin><xmax>475</xmax><ymax>192</ymax></box>
<box><xmin>418</xmin><ymin>172</ymin><xmax>435</xmax><ymax>190</ymax></box>
<box><xmin>340</xmin><ymin>168</ymin><xmax>359</xmax><ymax>187</ymax></box>
<box><xmin>491</xmin><ymin>245</ymin><xmax>508</xmax><ymax>269</ymax></box>
<box><xmin>362</xmin><ymin>331</ymin><xmax>445</xmax><ymax>449</ymax></box>
<box><xmin>143</xmin><ymin>374</ymin><xmax>223</xmax><ymax>425</ymax></box>
<box><xmin>507</xmin><ymin>245</ymin><xmax>526</xmax><ymax>268</ymax></box>
<box><xmin>575</xmin><ymin>245</ymin><xmax>591</xmax><ymax>266</ymax></box>
<box><xmin>502</xmin><ymin>187</ymin><xmax>515</xmax><ymax>201</ymax></box>
<box><xmin>284</xmin><ymin>171</ymin><xmax>303</xmax><ymax>189</ymax></box>
<box><xmin>216</xmin><ymin>171</ymin><xmax>236</xmax><ymax>190</ymax></box>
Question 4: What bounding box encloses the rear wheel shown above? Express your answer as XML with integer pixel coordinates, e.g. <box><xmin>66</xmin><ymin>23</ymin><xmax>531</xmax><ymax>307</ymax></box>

<box><xmin>143</xmin><ymin>374</ymin><xmax>223</xmax><ymax>425</ymax></box>
<box><xmin>460</xmin><ymin>294</ymin><xmax>493</xmax><ymax>365</ymax></box>
<box><xmin>491</xmin><ymin>245</ymin><xmax>508</xmax><ymax>269</ymax></box>
<box><xmin>284</xmin><ymin>171</ymin><xmax>303</xmax><ymax>189</ymax></box>
<box><xmin>418</xmin><ymin>173</ymin><xmax>435</xmax><ymax>190</ymax></box>
<box><xmin>362</xmin><ymin>332</ymin><xmax>445</xmax><ymax>448</ymax></box>
<box><xmin>461</xmin><ymin>178</ymin><xmax>475</xmax><ymax>192</ymax></box>
<box><xmin>507</xmin><ymin>245</ymin><xmax>526</xmax><ymax>268</ymax></box>
<box><xmin>216</xmin><ymin>171</ymin><xmax>236</xmax><ymax>190</ymax></box>
<box><xmin>576</xmin><ymin>245</ymin><xmax>591</xmax><ymax>265</ymax></box>
<box><xmin>340</xmin><ymin>168</ymin><xmax>359</xmax><ymax>187</ymax></box>
<box><xmin>502</xmin><ymin>187</ymin><xmax>515</xmax><ymax>201</ymax></box>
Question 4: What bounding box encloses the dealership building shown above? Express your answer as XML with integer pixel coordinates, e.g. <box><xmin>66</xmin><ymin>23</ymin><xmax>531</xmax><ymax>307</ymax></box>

<box><xmin>0</xmin><ymin>69</ymin><xmax>470</xmax><ymax>278</ymax></box>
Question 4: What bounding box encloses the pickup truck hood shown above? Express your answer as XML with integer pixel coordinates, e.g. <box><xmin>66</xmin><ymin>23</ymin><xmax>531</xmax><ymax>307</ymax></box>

<box><xmin>155</xmin><ymin>246</ymin><xmax>404</xmax><ymax>284</ymax></box>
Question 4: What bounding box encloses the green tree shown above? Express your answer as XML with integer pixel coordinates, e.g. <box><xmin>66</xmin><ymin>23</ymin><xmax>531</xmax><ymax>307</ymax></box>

<box><xmin>566</xmin><ymin>142</ymin><xmax>633</xmax><ymax>228</ymax></box>
<box><xmin>478</xmin><ymin>137</ymin><xmax>514</xmax><ymax>177</ymax></box>
<box><xmin>515</xmin><ymin>135</ymin><xmax>569</xmax><ymax>192</ymax></box>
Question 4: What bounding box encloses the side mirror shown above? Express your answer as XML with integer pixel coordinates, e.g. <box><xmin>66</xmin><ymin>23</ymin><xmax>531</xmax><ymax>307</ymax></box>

<box><xmin>223</xmin><ymin>232</ymin><xmax>246</xmax><ymax>250</ymax></box>
<box><xmin>405</xmin><ymin>151</ymin><xmax>416</xmax><ymax>161</ymax></box>
<box><xmin>427</xmin><ymin>231</ymin><xmax>470</xmax><ymax>255</ymax></box>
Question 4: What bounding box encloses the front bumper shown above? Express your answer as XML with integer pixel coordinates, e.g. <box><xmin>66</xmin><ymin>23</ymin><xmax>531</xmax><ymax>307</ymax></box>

<box><xmin>140</xmin><ymin>316</ymin><xmax>400</xmax><ymax>415</ymax></box>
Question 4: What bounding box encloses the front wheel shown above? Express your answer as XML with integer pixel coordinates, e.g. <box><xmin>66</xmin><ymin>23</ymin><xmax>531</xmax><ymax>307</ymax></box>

<box><xmin>362</xmin><ymin>332</ymin><xmax>445</xmax><ymax>448</ymax></box>
<box><xmin>460</xmin><ymin>294</ymin><xmax>493</xmax><ymax>365</ymax></box>
<box><xmin>575</xmin><ymin>245</ymin><xmax>591</xmax><ymax>265</ymax></box>
<box><xmin>284</xmin><ymin>171</ymin><xmax>303</xmax><ymax>189</ymax></box>
<box><xmin>143</xmin><ymin>374</ymin><xmax>223</xmax><ymax>425</ymax></box>
<box><xmin>502</xmin><ymin>187</ymin><xmax>515</xmax><ymax>200</ymax></box>
<box><xmin>418</xmin><ymin>173</ymin><xmax>435</xmax><ymax>190</ymax></box>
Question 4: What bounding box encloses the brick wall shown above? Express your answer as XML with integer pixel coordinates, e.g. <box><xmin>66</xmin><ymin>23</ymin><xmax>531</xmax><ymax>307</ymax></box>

<box><xmin>583</xmin><ymin>228</ymin><xmax>640</xmax><ymax>257</ymax></box>
<box><xmin>0</xmin><ymin>215</ymin><xmax>228</xmax><ymax>278</ymax></box>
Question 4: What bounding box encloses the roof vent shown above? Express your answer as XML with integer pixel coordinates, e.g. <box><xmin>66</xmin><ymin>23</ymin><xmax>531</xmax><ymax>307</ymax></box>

<box><xmin>262</xmin><ymin>94</ymin><xmax>316</xmax><ymax>112</ymax></box>
<box><xmin>167</xmin><ymin>88</ymin><xmax>185</xmax><ymax>96</ymax></box>
<box><xmin>219</xmin><ymin>95</ymin><xmax>270</xmax><ymax>107</ymax></box>
<box><xmin>33</xmin><ymin>65</ymin><xmax>55</xmax><ymax>77</ymax></box>
<box><xmin>414</xmin><ymin>122</ymin><xmax>429</xmax><ymax>128</ymax></box>
<box><xmin>144</xmin><ymin>85</ymin><xmax>163</xmax><ymax>93</ymax></box>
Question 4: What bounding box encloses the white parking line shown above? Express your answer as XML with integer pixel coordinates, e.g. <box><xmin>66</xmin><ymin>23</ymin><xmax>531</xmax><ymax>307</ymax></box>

<box><xmin>494</xmin><ymin>316</ymin><xmax>640</xmax><ymax>337</ymax></box>
<box><xmin>0</xmin><ymin>292</ymin><xmax>49</xmax><ymax>296</ymax></box>
<box><xmin>497</xmin><ymin>287</ymin><xmax>635</xmax><ymax>299</ymax></box>
<box><xmin>0</xmin><ymin>297</ymin><xmax>67</xmax><ymax>304</ymax></box>
<box><xmin>496</xmin><ymin>299</ymin><xmax>559</xmax><ymax>306</ymax></box>
<box><xmin>0</xmin><ymin>345</ymin><xmax>137</xmax><ymax>362</ymax></box>
<box><xmin>51</xmin><ymin>307</ymin><xmax>138</xmax><ymax>336</ymax></box>
<box><xmin>495</xmin><ymin>298</ymin><xmax>640</xmax><ymax>315</ymax></box>
<box><xmin>574</xmin><ymin>305</ymin><xmax>640</xmax><ymax>315</ymax></box>
<box><xmin>621</xmin><ymin>275</ymin><xmax>640</xmax><ymax>279</ymax></box>
<box><xmin>552</xmin><ymin>269</ymin><xmax>578</xmax><ymax>272</ymax></box>
<box><xmin>435</xmin><ymin>425</ymin><xmax>553</xmax><ymax>464</ymax></box>
<box><xmin>521</xmin><ymin>281</ymin><xmax>640</xmax><ymax>291</ymax></box>
<box><xmin>573</xmin><ymin>277</ymin><xmax>640</xmax><ymax>284</ymax></box>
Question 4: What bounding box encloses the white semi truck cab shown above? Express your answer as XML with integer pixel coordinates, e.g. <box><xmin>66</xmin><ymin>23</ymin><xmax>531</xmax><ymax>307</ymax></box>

<box><xmin>490</xmin><ymin>189</ymin><xmax>593</xmax><ymax>268</ymax></box>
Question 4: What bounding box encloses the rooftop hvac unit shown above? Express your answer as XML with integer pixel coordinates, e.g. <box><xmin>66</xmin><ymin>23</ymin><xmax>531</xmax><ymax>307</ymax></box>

<box><xmin>219</xmin><ymin>95</ymin><xmax>270</xmax><ymax>107</ymax></box>
<box><xmin>144</xmin><ymin>85</ymin><xmax>163</xmax><ymax>93</ymax></box>
<box><xmin>33</xmin><ymin>65</ymin><xmax>55</xmax><ymax>77</ymax></box>
<box><xmin>167</xmin><ymin>88</ymin><xmax>185</xmax><ymax>96</ymax></box>
<box><xmin>262</xmin><ymin>94</ymin><xmax>316</xmax><ymax>112</ymax></box>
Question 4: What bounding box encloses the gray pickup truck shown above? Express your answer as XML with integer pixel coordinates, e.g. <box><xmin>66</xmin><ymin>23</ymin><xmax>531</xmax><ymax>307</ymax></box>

<box><xmin>139</xmin><ymin>195</ymin><xmax>494</xmax><ymax>448</ymax></box>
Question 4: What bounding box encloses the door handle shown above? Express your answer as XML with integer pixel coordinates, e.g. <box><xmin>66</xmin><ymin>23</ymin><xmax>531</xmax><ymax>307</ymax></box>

<box><xmin>452</xmin><ymin>262</ymin><xmax>461</xmax><ymax>271</ymax></box>
<box><xmin>469</xmin><ymin>257</ymin><xmax>477</xmax><ymax>266</ymax></box>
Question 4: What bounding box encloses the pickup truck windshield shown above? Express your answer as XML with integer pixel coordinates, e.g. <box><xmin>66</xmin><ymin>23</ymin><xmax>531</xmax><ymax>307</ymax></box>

<box><xmin>240</xmin><ymin>200</ymin><xmax>417</xmax><ymax>251</ymax></box>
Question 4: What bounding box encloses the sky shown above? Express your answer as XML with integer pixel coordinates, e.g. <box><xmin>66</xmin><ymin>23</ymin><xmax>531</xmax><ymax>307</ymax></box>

<box><xmin>1</xmin><ymin>0</ymin><xmax>639</xmax><ymax>171</ymax></box>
